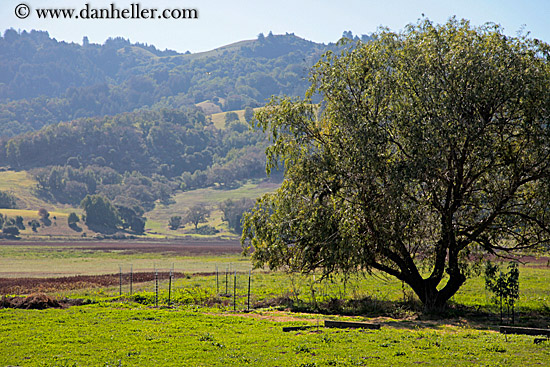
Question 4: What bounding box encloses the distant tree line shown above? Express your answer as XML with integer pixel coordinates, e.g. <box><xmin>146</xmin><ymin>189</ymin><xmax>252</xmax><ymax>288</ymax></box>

<box><xmin>81</xmin><ymin>194</ymin><xmax>146</xmax><ymax>234</ymax></box>
<box><xmin>0</xmin><ymin>106</ymin><xmax>275</xmax><ymax>221</ymax></box>
<box><xmin>1</xmin><ymin>108</ymin><xmax>268</xmax><ymax>185</ymax></box>
<box><xmin>0</xmin><ymin>29</ymin><xmax>340</xmax><ymax>138</ymax></box>
<box><xmin>0</xmin><ymin>190</ymin><xmax>17</xmax><ymax>208</ymax></box>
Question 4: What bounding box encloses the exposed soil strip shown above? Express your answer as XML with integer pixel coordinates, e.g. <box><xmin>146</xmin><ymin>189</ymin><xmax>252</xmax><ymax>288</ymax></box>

<box><xmin>0</xmin><ymin>271</ymin><xmax>191</xmax><ymax>295</ymax></box>
<box><xmin>0</xmin><ymin>239</ymin><xmax>243</xmax><ymax>255</ymax></box>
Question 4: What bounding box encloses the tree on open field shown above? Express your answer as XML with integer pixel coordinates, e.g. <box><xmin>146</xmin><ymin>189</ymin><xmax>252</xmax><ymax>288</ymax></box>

<box><xmin>37</xmin><ymin>208</ymin><xmax>51</xmax><ymax>226</ymax></box>
<box><xmin>68</xmin><ymin>212</ymin><xmax>80</xmax><ymax>226</ymax></box>
<box><xmin>169</xmin><ymin>215</ymin><xmax>182</xmax><ymax>230</ymax></box>
<box><xmin>0</xmin><ymin>191</ymin><xmax>17</xmax><ymax>209</ymax></box>
<box><xmin>220</xmin><ymin>198</ymin><xmax>255</xmax><ymax>234</ymax></box>
<box><xmin>184</xmin><ymin>205</ymin><xmax>210</xmax><ymax>230</ymax></box>
<box><xmin>242</xmin><ymin>18</ymin><xmax>550</xmax><ymax>311</ymax></box>
<box><xmin>28</xmin><ymin>219</ymin><xmax>40</xmax><ymax>232</ymax></box>
<box><xmin>115</xmin><ymin>204</ymin><xmax>146</xmax><ymax>234</ymax></box>
<box><xmin>15</xmin><ymin>216</ymin><xmax>25</xmax><ymax>230</ymax></box>
<box><xmin>2</xmin><ymin>225</ymin><xmax>20</xmax><ymax>238</ymax></box>
<box><xmin>81</xmin><ymin>194</ymin><xmax>121</xmax><ymax>231</ymax></box>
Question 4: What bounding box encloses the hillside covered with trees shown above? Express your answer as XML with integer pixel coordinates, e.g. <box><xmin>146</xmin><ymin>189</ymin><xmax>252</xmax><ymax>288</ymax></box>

<box><xmin>0</xmin><ymin>28</ymin><xmax>370</xmax><ymax>236</ymax></box>
<box><xmin>0</xmin><ymin>29</ymin><xmax>354</xmax><ymax>137</ymax></box>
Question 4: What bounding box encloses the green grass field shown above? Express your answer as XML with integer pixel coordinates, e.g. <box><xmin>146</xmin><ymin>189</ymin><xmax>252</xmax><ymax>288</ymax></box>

<box><xmin>1</xmin><ymin>243</ymin><xmax>550</xmax><ymax>366</ymax></box>
<box><xmin>2</xmin><ymin>304</ymin><xmax>549</xmax><ymax>367</ymax></box>
<box><xmin>210</xmin><ymin>107</ymin><xmax>261</xmax><ymax>129</ymax></box>
<box><xmin>0</xmin><ymin>167</ymin><xmax>278</xmax><ymax>240</ymax></box>
<box><xmin>145</xmin><ymin>181</ymin><xmax>278</xmax><ymax>238</ymax></box>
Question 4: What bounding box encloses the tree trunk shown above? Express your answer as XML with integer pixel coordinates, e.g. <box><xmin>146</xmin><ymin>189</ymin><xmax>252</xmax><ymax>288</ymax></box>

<box><xmin>406</xmin><ymin>272</ymin><xmax>466</xmax><ymax>312</ymax></box>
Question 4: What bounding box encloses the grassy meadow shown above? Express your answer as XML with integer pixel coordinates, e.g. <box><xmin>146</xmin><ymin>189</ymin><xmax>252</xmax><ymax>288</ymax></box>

<box><xmin>1</xmin><ymin>164</ymin><xmax>549</xmax><ymax>366</ymax></box>
<box><xmin>1</xmin><ymin>242</ymin><xmax>550</xmax><ymax>366</ymax></box>
<box><xmin>145</xmin><ymin>181</ymin><xmax>278</xmax><ymax>238</ymax></box>
<box><xmin>0</xmin><ymin>169</ymin><xmax>278</xmax><ymax>240</ymax></box>
<box><xmin>2</xmin><ymin>304</ymin><xmax>549</xmax><ymax>367</ymax></box>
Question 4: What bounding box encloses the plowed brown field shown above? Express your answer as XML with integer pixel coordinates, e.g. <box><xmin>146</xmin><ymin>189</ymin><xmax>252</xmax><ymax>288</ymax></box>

<box><xmin>0</xmin><ymin>272</ymin><xmax>191</xmax><ymax>295</ymax></box>
<box><xmin>0</xmin><ymin>238</ymin><xmax>242</xmax><ymax>294</ymax></box>
<box><xmin>0</xmin><ymin>238</ymin><xmax>242</xmax><ymax>255</ymax></box>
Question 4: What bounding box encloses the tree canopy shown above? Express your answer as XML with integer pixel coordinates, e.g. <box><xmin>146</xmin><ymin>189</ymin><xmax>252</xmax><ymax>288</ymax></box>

<box><xmin>242</xmin><ymin>18</ymin><xmax>550</xmax><ymax>310</ymax></box>
<box><xmin>81</xmin><ymin>194</ymin><xmax>121</xmax><ymax>231</ymax></box>
<box><xmin>184</xmin><ymin>204</ymin><xmax>210</xmax><ymax>230</ymax></box>
<box><xmin>0</xmin><ymin>30</ymin><xmax>332</xmax><ymax>138</ymax></box>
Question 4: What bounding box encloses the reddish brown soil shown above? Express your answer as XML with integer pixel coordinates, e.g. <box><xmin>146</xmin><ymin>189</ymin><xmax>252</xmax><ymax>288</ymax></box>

<box><xmin>0</xmin><ymin>272</ymin><xmax>192</xmax><ymax>295</ymax></box>
<box><xmin>0</xmin><ymin>238</ymin><xmax>242</xmax><ymax>255</ymax></box>
<box><xmin>0</xmin><ymin>293</ymin><xmax>87</xmax><ymax>309</ymax></box>
<box><xmin>0</xmin><ymin>238</ymin><xmax>242</xmax><ymax>295</ymax></box>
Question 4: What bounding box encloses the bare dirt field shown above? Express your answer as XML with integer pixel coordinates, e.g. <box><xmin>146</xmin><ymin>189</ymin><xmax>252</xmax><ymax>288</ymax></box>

<box><xmin>0</xmin><ymin>238</ymin><xmax>246</xmax><ymax>288</ymax></box>
<box><xmin>0</xmin><ymin>271</ymin><xmax>189</xmax><ymax>295</ymax></box>
<box><xmin>0</xmin><ymin>238</ymin><xmax>243</xmax><ymax>255</ymax></box>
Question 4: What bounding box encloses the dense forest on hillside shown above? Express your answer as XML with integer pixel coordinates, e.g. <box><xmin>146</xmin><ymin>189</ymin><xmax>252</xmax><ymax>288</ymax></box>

<box><xmin>0</xmin><ymin>28</ymin><xmax>369</xmax><ymax>234</ymax></box>
<box><xmin>0</xmin><ymin>107</ymin><xmax>270</xmax><ymax>206</ymax></box>
<box><xmin>0</xmin><ymin>29</ymin><xmax>350</xmax><ymax>137</ymax></box>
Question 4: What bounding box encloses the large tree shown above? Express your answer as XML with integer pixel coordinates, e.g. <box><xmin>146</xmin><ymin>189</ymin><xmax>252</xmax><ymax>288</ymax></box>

<box><xmin>184</xmin><ymin>204</ymin><xmax>210</xmax><ymax>230</ymax></box>
<box><xmin>242</xmin><ymin>18</ymin><xmax>550</xmax><ymax>311</ymax></box>
<box><xmin>81</xmin><ymin>194</ymin><xmax>121</xmax><ymax>230</ymax></box>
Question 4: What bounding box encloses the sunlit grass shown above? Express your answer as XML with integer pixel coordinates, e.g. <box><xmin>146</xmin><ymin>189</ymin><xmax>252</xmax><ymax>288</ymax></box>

<box><xmin>0</xmin><ymin>303</ymin><xmax>548</xmax><ymax>367</ymax></box>
<box><xmin>145</xmin><ymin>181</ymin><xmax>278</xmax><ymax>237</ymax></box>
<box><xmin>1</xmin><ymin>243</ymin><xmax>549</xmax><ymax>366</ymax></box>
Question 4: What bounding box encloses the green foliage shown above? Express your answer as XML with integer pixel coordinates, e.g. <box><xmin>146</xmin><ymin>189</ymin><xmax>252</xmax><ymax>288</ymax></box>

<box><xmin>32</xmin><ymin>164</ymin><xmax>174</xmax><ymax>214</ymax></box>
<box><xmin>5</xmin><ymin>106</ymin><xmax>270</xmax><ymax>212</ymax></box>
<box><xmin>0</xmin><ymin>190</ymin><xmax>17</xmax><ymax>209</ymax></box>
<box><xmin>224</xmin><ymin>111</ymin><xmax>239</xmax><ymax>125</ymax></box>
<box><xmin>67</xmin><ymin>212</ymin><xmax>79</xmax><ymax>225</ymax></box>
<box><xmin>37</xmin><ymin>208</ymin><xmax>49</xmax><ymax>219</ymax></box>
<box><xmin>485</xmin><ymin>261</ymin><xmax>520</xmax><ymax>323</ymax></box>
<box><xmin>244</xmin><ymin>107</ymin><xmax>254</xmax><ymax>123</ymax></box>
<box><xmin>194</xmin><ymin>225</ymin><xmax>220</xmax><ymax>235</ymax></box>
<box><xmin>80</xmin><ymin>194</ymin><xmax>121</xmax><ymax>231</ymax></box>
<box><xmin>7</xmin><ymin>109</ymin><xmax>210</xmax><ymax>176</ymax></box>
<box><xmin>219</xmin><ymin>198</ymin><xmax>255</xmax><ymax>234</ymax></box>
<box><xmin>243</xmin><ymin>18</ymin><xmax>550</xmax><ymax>311</ymax></box>
<box><xmin>168</xmin><ymin>216</ymin><xmax>182</xmax><ymax>230</ymax></box>
<box><xmin>14</xmin><ymin>215</ymin><xmax>25</xmax><ymax>230</ymax></box>
<box><xmin>28</xmin><ymin>219</ymin><xmax>40</xmax><ymax>232</ymax></box>
<box><xmin>2</xmin><ymin>225</ymin><xmax>20</xmax><ymax>237</ymax></box>
<box><xmin>184</xmin><ymin>205</ymin><xmax>210</xmax><ymax>229</ymax></box>
<box><xmin>115</xmin><ymin>204</ymin><xmax>146</xmax><ymax>234</ymax></box>
<box><xmin>0</xmin><ymin>30</ymin><xmax>330</xmax><ymax>138</ymax></box>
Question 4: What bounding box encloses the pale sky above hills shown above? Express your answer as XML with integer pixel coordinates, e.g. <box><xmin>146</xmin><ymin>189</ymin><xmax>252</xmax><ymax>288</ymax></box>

<box><xmin>0</xmin><ymin>0</ymin><xmax>549</xmax><ymax>53</ymax></box>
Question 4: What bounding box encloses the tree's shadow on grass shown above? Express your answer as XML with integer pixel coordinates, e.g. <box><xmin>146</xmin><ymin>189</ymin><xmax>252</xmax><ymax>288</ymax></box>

<box><xmin>69</xmin><ymin>223</ymin><xmax>82</xmax><ymax>232</ymax></box>
<box><xmin>255</xmin><ymin>295</ymin><xmax>550</xmax><ymax>331</ymax></box>
<box><xmin>85</xmin><ymin>223</ymin><xmax>118</xmax><ymax>235</ymax></box>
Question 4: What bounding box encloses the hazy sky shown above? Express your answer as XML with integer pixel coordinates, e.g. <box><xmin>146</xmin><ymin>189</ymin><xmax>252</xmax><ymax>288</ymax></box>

<box><xmin>1</xmin><ymin>0</ymin><xmax>549</xmax><ymax>53</ymax></box>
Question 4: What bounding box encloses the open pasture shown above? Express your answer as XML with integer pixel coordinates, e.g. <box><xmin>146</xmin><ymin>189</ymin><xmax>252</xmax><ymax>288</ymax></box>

<box><xmin>0</xmin><ymin>239</ymin><xmax>244</xmax><ymax>278</ymax></box>
<box><xmin>1</xmin><ymin>305</ymin><xmax>549</xmax><ymax>367</ymax></box>
<box><xmin>0</xmin><ymin>240</ymin><xmax>549</xmax><ymax>366</ymax></box>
